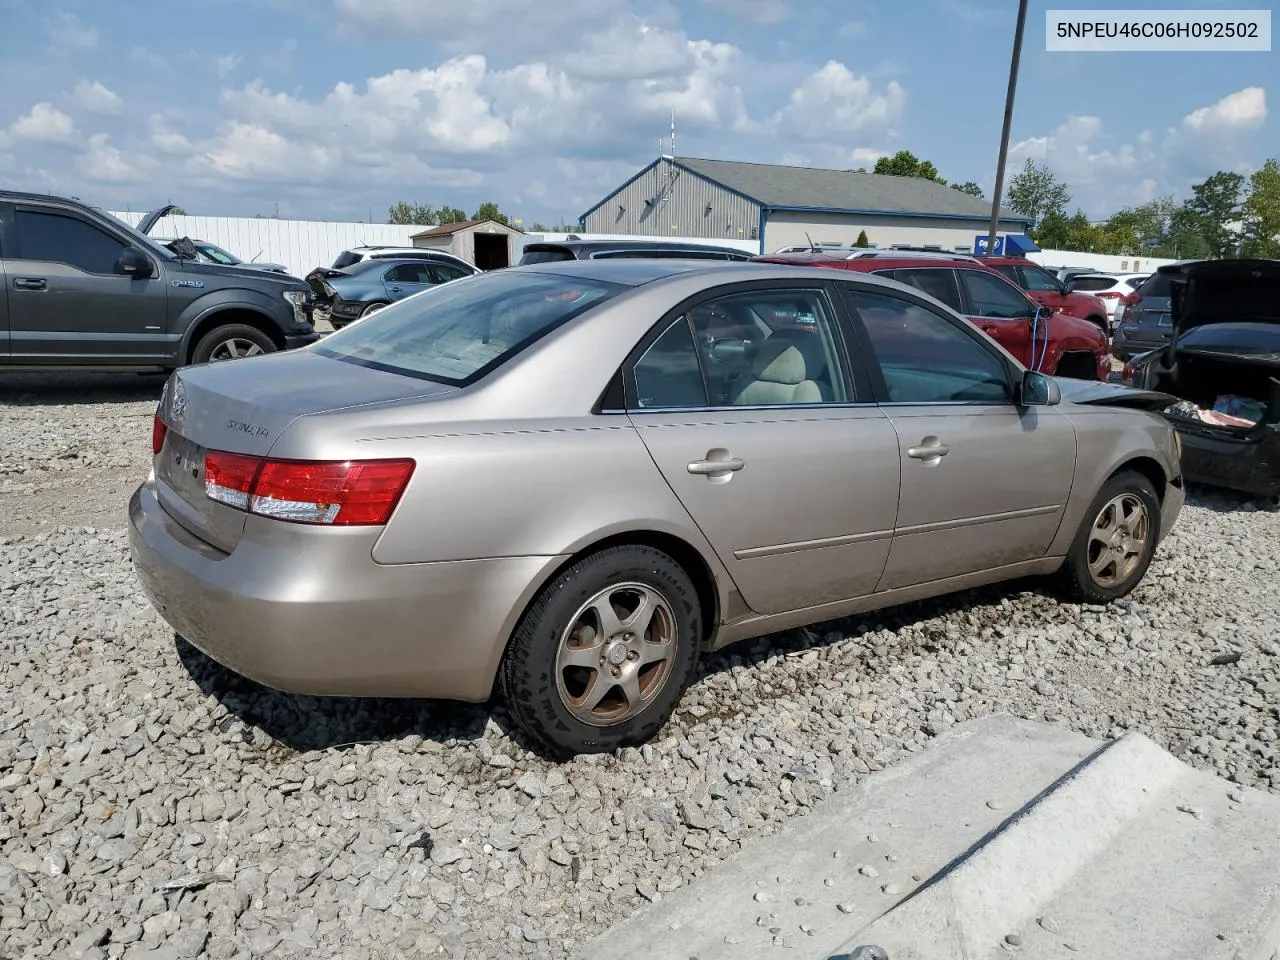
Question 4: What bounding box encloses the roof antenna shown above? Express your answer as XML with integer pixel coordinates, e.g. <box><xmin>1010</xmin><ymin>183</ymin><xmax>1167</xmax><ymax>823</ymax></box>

<box><xmin>670</xmin><ymin>110</ymin><xmax>676</xmax><ymax>157</ymax></box>
<box><xmin>805</xmin><ymin>230</ymin><xmax>816</xmax><ymax>251</ymax></box>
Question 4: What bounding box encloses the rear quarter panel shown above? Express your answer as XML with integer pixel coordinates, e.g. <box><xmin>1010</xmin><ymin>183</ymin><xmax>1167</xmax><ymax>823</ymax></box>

<box><xmin>1048</xmin><ymin>405</ymin><xmax>1182</xmax><ymax>555</ymax></box>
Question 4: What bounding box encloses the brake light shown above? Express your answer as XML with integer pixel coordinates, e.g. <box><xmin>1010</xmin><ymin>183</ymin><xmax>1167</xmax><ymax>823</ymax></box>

<box><xmin>1120</xmin><ymin>295</ymin><xmax>1141</xmax><ymax>326</ymax></box>
<box><xmin>1120</xmin><ymin>291</ymin><xmax>1141</xmax><ymax>306</ymax></box>
<box><xmin>1095</xmin><ymin>291</ymin><xmax>1121</xmax><ymax>300</ymax></box>
<box><xmin>202</xmin><ymin>452</ymin><xmax>415</xmax><ymax>526</ymax></box>
<box><xmin>152</xmin><ymin>416</ymin><xmax>168</xmax><ymax>455</ymax></box>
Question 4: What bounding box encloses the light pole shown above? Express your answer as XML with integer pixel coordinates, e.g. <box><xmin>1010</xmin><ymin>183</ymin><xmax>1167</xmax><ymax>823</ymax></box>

<box><xmin>986</xmin><ymin>0</ymin><xmax>1030</xmax><ymax>255</ymax></box>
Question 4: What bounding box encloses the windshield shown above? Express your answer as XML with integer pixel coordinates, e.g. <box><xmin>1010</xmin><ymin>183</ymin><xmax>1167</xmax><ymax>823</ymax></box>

<box><xmin>1139</xmin><ymin>272</ymin><xmax>1173</xmax><ymax>298</ymax></box>
<box><xmin>195</xmin><ymin>242</ymin><xmax>241</xmax><ymax>265</ymax></box>
<box><xmin>314</xmin><ymin>271</ymin><xmax>623</xmax><ymax>384</ymax></box>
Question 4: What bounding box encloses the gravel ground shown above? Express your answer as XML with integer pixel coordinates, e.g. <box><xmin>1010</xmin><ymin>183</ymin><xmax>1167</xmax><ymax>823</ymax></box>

<box><xmin>3</xmin><ymin>373</ymin><xmax>1279</xmax><ymax>960</ymax></box>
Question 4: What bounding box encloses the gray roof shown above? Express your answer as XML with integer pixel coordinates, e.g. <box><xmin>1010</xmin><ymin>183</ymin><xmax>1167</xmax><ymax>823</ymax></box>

<box><xmin>673</xmin><ymin>156</ymin><xmax>1031</xmax><ymax>223</ymax></box>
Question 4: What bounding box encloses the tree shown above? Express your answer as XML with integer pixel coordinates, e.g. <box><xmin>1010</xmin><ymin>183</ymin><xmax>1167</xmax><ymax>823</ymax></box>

<box><xmin>949</xmin><ymin>181</ymin><xmax>983</xmax><ymax>198</ymax></box>
<box><xmin>1098</xmin><ymin>197</ymin><xmax>1177</xmax><ymax>256</ymax></box>
<box><xmin>471</xmin><ymin>201</ymin><xmax>510</xmax><ymax>226</ymax></box>
<box><xmin>1182</xmin><ymin>171</ymin><xmax>1245</xmax><ymax>258</ymax></box>
<box><xmin>873</xmin><ymin>150</ymin><xmax>946</xmax><ymax>184</ymax></box>
<box><xmin>1006</xmin><ymin>158</ymin><xmax>1070</xmax><ymax>226</ymax></box>
<box><xmin>170</xmin><ymin>205</ymin><xmax>188</xmax><ymax>216</ymax></box>
<box><xmin>854</xmin><ymin>229</ymin><xmax>871</xmax><ymax>248</ymax></box>
<box><xmin>388</xmin><ymin>201</ymin><xmax>437</xmax><ymax>226</ymax></box>
<box><xmin>436</xmin><ymin>205</ymin><xmax>468</xmax><ymax>225</ymax></box>
<box><xmin>1242</xmin><ymin>158</ymin><xmax>1280</xmax><ymax>259</ymax></box>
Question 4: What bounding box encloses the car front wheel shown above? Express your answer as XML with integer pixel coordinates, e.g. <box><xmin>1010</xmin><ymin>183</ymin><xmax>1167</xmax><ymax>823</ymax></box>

<box><xmin>499</xmin><ymin>545</ymin><xmax>702</xmax><ymax>758</ymax></box>
<box><xmin>192</xmin><ymin>324</ymin><xmax>277</xmax><ymax>364</ymax></box>
<box><xmin>1055</xmin><ymin>469</ymin><xmax>1161</xmax><ymax>603</ymax></box>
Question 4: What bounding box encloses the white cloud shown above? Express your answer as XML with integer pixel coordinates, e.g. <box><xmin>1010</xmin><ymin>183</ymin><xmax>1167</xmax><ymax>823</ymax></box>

<box><xmin>8</xmin><ymin>103</ymin><xmax>78</xmax><ymax>144</ymax></box>
<box><xmin>71</xmin><ymin>80</ymin><xmax>124</xmax><ymax>116</ymax></box>
<box><xmin>569</xmin><ymin>20</ymin><xmax>698</xmax><ymax>81</ymax></box>
<box><xmin>130</xmin><ymin>46</ymin><xmax>169</xmax><ymax>70</ymax></box>
<box><xmin>148</xmin><ymin>115</ymin><xmax>194</xmax><ymax>157</ymax></box>
<box><xmin>50</xmin><ymin>13</ymin><xmax>97</xmax><ymax>50</ymax></box>
<box><xmin>200</xmin><ymin>122</ymin><xmax>344</xmax><ymax>181</ymax></box>
<box><xmin>1181</xmin><ymin>86</ymin><xmax>1266</xmax><ymax>133</ymax></box>
<box><xmin>773</xmin><ymin>61</ymin><xmax>905</xmax><ymax>142</ymax></box>
<box><xmin>77</xmin><ymin>133</ymin><xmax>156</xmax><ymax>184</ymax></box>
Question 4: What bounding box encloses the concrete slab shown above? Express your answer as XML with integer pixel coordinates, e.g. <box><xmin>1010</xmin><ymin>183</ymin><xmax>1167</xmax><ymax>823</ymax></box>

<box><xmin>574</xmin><ymin>715</ymin><xmax>1280</xmax><ymax>960</ymax></box>
<box><xmin>574</xmin><ymin>715</ymin><xmax>1103</xmax><ymax>960</ymax></box>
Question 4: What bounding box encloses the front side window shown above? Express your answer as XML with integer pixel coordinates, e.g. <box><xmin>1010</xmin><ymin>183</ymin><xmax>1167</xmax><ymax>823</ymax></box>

<box><xmin>630</xmin><ymin>288</ymin><xmax>848</xmax><ymax>409</ymax></box>
<box><xmin>1020</xmin><ymin>263</ymin><xmax>1064</xmax><ymax>292</ymax></box>
<box><xmin>847</xmin><ymin>288</ymin><xmax>1011</xmax><ymax>404</ymax></box>
<box><xmin>885</xmin><ymin>268</ymin><xmax>964</xmax><ymax>312</ymax></box>
<box><xmin>961</xmin><ymin>270</ymin><xmax>1034</xmax><ymax>319</ymax></box>
<box><xmin>430</xmin><ymin>264</ymin><xmax>471</xmax><ymax>283</ymax></box>
<box><xmin>16</xmin><ymin>210</ymin><xmax>128</xmax><ymax>275</ymax></box>
<box><xmin>316</xmin><ymin>271</ymin><xmax>620</xmax><ymax>385</ymax></box>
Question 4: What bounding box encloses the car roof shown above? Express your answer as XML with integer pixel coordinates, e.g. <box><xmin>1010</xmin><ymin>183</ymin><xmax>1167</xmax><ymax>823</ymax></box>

<box><xmin>755</xmin><ymin>252</ymin><xmax>1003</xmax><ymax>274</ymax></box>
<box><xmin>506</xmin><ymin>256</ymin><xmax>913</xmax><ymax>291</ymax></box>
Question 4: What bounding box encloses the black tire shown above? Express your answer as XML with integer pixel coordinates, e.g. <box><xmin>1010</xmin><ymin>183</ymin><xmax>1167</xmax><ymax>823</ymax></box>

<box><xmin>191</xmin><ymin>324</ymin><xmax>276</xmax><ymax>365</ymax></box>
<box><xmin>499</xmin><ymin>545</ymin><xmax>702</xmax><ymax>759</ymax></box>
<box><xmin>360</xmin><ymin>301</ymin><xmax>389</xmax><ymax>318</ymax></box>
<box><xmin>1055</xmin><ymin>469</ymin><xmax>1161</xmax><ymax>604</ymax></box>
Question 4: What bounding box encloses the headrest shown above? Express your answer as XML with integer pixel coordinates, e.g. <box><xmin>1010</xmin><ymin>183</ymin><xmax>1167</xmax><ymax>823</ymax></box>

<box><xmin>751</xmin><ymin>329</ymin><xmax>827</xmax><ymax>385</ymax></box>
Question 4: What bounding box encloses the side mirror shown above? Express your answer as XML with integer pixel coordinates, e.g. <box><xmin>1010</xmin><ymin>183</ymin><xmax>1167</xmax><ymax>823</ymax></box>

<box><xmin>1033</xmin><ymin>305</ymin><xmax>1051</xmax><ymax>323</ymax></box>
<box><xmin>1020</xmin><ymin>370</ymin><xmax>1061</xmax><ymax>407</ymax></box>
<box><xmin>119</xmin><ymin>247</ymin><xmax>154</xmax><ymax>278</ymax></box>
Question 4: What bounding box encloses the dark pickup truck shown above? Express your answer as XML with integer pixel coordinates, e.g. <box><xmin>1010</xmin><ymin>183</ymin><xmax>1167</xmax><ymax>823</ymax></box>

<box><xmin>0</xmin><ymin>191</ymin><xmax>318</xmax><ymax>370</ymax></box>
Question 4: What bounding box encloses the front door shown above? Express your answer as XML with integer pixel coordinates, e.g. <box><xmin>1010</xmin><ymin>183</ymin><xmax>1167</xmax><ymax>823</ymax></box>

<box><xmin>841</xmin><ymin>284</ymin><xmax>1076</xmax><ymax>590</ymax></box>
<box><xmin>7</xmin><ymin>205</ymin><xmax>169</xmax><ymax>364</ymax></box>
<box><xmin>624</xmin><ymin>283</ymin><xmax>901</xmax><ymax>615</ymax></box>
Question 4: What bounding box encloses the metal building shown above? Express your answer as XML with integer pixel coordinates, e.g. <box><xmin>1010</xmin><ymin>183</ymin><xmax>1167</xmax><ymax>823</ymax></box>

<box><xmin>580</xmin><ymin>156</ymin><xmax>1035</xmax><ymax>255</ymax></box>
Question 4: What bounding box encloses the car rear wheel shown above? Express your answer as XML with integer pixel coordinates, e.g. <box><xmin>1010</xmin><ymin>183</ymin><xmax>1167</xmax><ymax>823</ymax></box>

<box><xmin>1055</xmin><ymin>469</ymin><xmax>1160</xmax><ymax>604</ymax></box>
<box><xmin>191</xmin><ymin>324</ymin><xmax>277</xmax><ymax>365</ymax></box>
<box><xmin>499</xmin><ymin>545</ymin><xmax>702</xmax><ymax>758</ymax></box>
<box><xmin>360</xmin><ymin>302</ymin><xmax>389</xmax><ymax>318</ymax></box>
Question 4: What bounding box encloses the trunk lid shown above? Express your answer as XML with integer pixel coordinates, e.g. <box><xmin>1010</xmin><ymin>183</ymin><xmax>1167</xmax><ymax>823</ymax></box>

<box><xmin>154</xmin><ymin>350</ymin><xmax>456</xmax><ymax>552</ymax></box>
<box><xmin>1170</xmin><ymin>259</ymin><xmax>1280</xmax><ymax>335</ymax></box>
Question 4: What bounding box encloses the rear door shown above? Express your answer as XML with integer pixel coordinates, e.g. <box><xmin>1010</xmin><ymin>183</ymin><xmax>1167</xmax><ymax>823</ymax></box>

<box><xmin>840</xmin><ymin>282</ymin><xmax>1075</xmax><ymax>590</ymax></box>
<box><xmin>625</xmin><ymin>280</ymin><xmax>901</xmax><ymax>615</ymax></box>
<box><xmin>7</xmin><ymin>203</ymin><xmax>169</xmax><ymax>364</ymax></box>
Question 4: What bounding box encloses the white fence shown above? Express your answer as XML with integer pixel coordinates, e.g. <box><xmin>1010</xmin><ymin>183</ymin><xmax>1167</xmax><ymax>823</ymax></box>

<box><xmin>110</xmin><ymin>211</ymin><xmax>420</xmax><ymax>278</ymax></box>
<box><xmin>1028</xmin><ymin>248</ymin><xmax>1179</xmax><ymax>274</ymax></box>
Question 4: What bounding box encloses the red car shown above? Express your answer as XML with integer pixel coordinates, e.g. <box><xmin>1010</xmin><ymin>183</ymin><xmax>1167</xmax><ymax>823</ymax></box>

<box><xmin>978</xmin><ymin>256</ymin><xmax>1111</xmax><ymax>333</ymax></box>
<box><xmin>752</xmin><ymin>252</ymin><xmax>1111</xmax><ymax>381</ymax></box>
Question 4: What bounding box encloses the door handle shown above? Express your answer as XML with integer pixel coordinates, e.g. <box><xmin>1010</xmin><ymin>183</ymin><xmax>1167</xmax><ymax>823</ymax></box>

<box><xmin>907</xmin><ymin>439</ymin><xmax>950</xmax><ymax>460</ymax></box>
<box><xmin>14</xmin><ymin>277</ymin><xmax>47</xmax><ymax>291</ymax></box>
<box><xmin>388</xmin><ymin>286</ymin><xmax>401</xmax><ymax>293</ymax></box>
<box><xmin>688</xmin><ymin>457</ymin><xmax>745</xmax><ymax>476</ymax></box>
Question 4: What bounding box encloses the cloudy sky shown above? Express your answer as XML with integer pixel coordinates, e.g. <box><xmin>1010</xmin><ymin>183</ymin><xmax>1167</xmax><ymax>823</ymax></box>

<box><xmin>0</xmin><ymin>0</ymin><xmax>1272</xmax><ymax>226</ymax></box>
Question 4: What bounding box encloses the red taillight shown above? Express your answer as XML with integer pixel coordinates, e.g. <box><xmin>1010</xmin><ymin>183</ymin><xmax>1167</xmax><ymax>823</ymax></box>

<box><xmin>1122</xmin><ymin>360</ymin><xmax>1137</xmax><ymax>384</ymax></box>
<box><xmin>1095</xmin><ymin>291</ymin><xmax>1121</xmax><ymax>300</ymax></box>
<box><xmin>1120</xmin><ymin>291</ymin><xmax>1141</xmax><ymax>306</ymax></box>
<box><xmin>202</xmin><ymin>452</ymin><xmax>414</xmax><ymax>526</ymax></box>
<box><xmin>152</xmin><ymin>416</ymin><xmax>168</xmax><ymax>455</ymax></box>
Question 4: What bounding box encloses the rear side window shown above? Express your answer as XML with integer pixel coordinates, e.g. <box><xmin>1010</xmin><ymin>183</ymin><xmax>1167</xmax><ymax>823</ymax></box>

<box><xmin>16</xmin><ymin>210</ymin><xmax>128</xmax><ymax>275</ymax></box>
<box><xmin>430</xmin><ymin>264</ymin><xmax>471</xmax><ymax>282</ymax></box>
<box><xmin>315</xmin><ymin>271</ymin><xmax>621</xmax><ymax>385</ymax></box>
<box><xmin>332</xmin><ymin>251</ymin><xmax>360</xmax><ymax>269</ymax></box>
<box><xmin>518</xmin><ymin>246</ymin><xmax>576</xmax><ymax>265</ymax></box>
<box><xmin>632</xmin><ymin>318</ymin><xmax>709</xmax><ymax>408</ymax></box>
<box><xmin>883</xmin><ymin>268</ymin><xmax>964</xmax><ymax>312</ymax></box>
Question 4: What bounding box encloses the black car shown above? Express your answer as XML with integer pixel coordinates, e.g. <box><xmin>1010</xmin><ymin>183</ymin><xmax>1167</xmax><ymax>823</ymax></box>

<box><xmin>0</xmin><ymin>190</ymin><xmax>318</xmax><ymax>369</ymax></box>
<box><xmin>1125</xmin><ymin>259</ymin><xmax>1280</xmax><ymax>499</ymax></box>
<box><xmin>517</xmin><ymin>237</ymin><xmax>753</xmax><ymax>265</ymax></box>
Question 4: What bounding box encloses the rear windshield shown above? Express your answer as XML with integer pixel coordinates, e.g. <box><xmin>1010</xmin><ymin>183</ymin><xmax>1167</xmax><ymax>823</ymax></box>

<box><xmin>1138</xmin><ymin>272</ymin><xmax>1172</xmax><ymax>297</ymax></box>
<box><xmin>331</xmin><ymin>251</ymin><xmax>360</xmax><ymax>269</ymax></box>
<box><xmin>1068</xmin><ymin>275</ymin><xmax>1116</xmax><ymax>292</ymax></box>
<box><xmin>314</xmin><ymin>271</ymin><xmax>622</xmax><ymax>385</ymax></box>
<box><xmin>518</xmin><ymin>246</ymin><xmax>576</xmax><ymax>265</ymax></box>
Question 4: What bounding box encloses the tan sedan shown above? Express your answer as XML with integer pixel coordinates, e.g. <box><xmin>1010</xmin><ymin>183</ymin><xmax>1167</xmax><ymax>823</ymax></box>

<box><xmin>129</xmin><ymin>260</ymin><xmax>1185</xmax><ymax>756</ymax></box>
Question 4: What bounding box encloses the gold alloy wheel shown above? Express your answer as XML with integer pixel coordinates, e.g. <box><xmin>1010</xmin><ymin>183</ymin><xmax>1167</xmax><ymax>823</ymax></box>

<box><xmin>1086</xmin><ymin>493</ymin><xmax>1150</xmax><ymax>588</ymax></box>
<box><xmin>555</xmin><ymin>582</ymin><xmax>678</xmax><ymax>726</ymax></box>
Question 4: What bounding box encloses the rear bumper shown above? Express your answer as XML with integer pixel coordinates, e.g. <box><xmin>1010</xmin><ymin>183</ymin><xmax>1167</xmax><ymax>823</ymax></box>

<box><xmin>1112</xmin><ymin>327</ymin><xmax>1169</xmax><ymax>361</ymax></box>
<box><xmin>1171</xmin><ymin>423</ymin><xmax>1280</xmax><ymax>498</ymax></box>
<box><xmin>128</xmin><ymin>479</ymin><xmax>565</xmax><ymax>700</ymax></box>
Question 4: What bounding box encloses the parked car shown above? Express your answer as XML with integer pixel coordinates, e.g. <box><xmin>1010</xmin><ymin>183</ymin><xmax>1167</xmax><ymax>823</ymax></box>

<box><xmin>1067</xmin><ymin>272</ymin><xmax>1149</xmax><ymax>326</ymax></box>
<box><xmin>0</xmin><ymin>190</ymin><xmax>318</xmax><ymax>369</ymax></box>
<box><xmin>1123</xmin><ymin>259</ymin><xmax>1280</xmax><ymax>499</ymax></box>
<box><xmin>327</xmin><ymin>245</ymin><xmax>476</xmax><ymax>274</ymax></box>
<box><xmin>130</xmin><ymin>259</ymin><xmax>1183</xmax><ymax>756</ymax></box>
<box><xmin>978</xmin><ymin>256</ymin><xmax>1111</xmax><ymax>333</ymax></box>
<box><xmin>307</xmin><ymin>256</ymin><xmax>479</xmax><ymax>329</ymax></box>
<box><xmin>136</xmin><ymin>204</ymin><xmax>292</xmax><ymax>276</ymax></box>
<box><xmin>1111</xmin><ymin>267</ymin><xmax>1198</xmax><ymax>361</ymax></box>
<box><xmin>753</xmin><ymin>251</ymin><xmax>1111</xmax><ymax>380</ymax></box>
<box><xmin>152</xmin><ymin>236</ymin><xmax>291</xmax><ymax>276</ymax></box>
<box><xmin>517</xmin><ymin>238</ymin><xmax>753</xmax><ymax>265</ymax></box>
